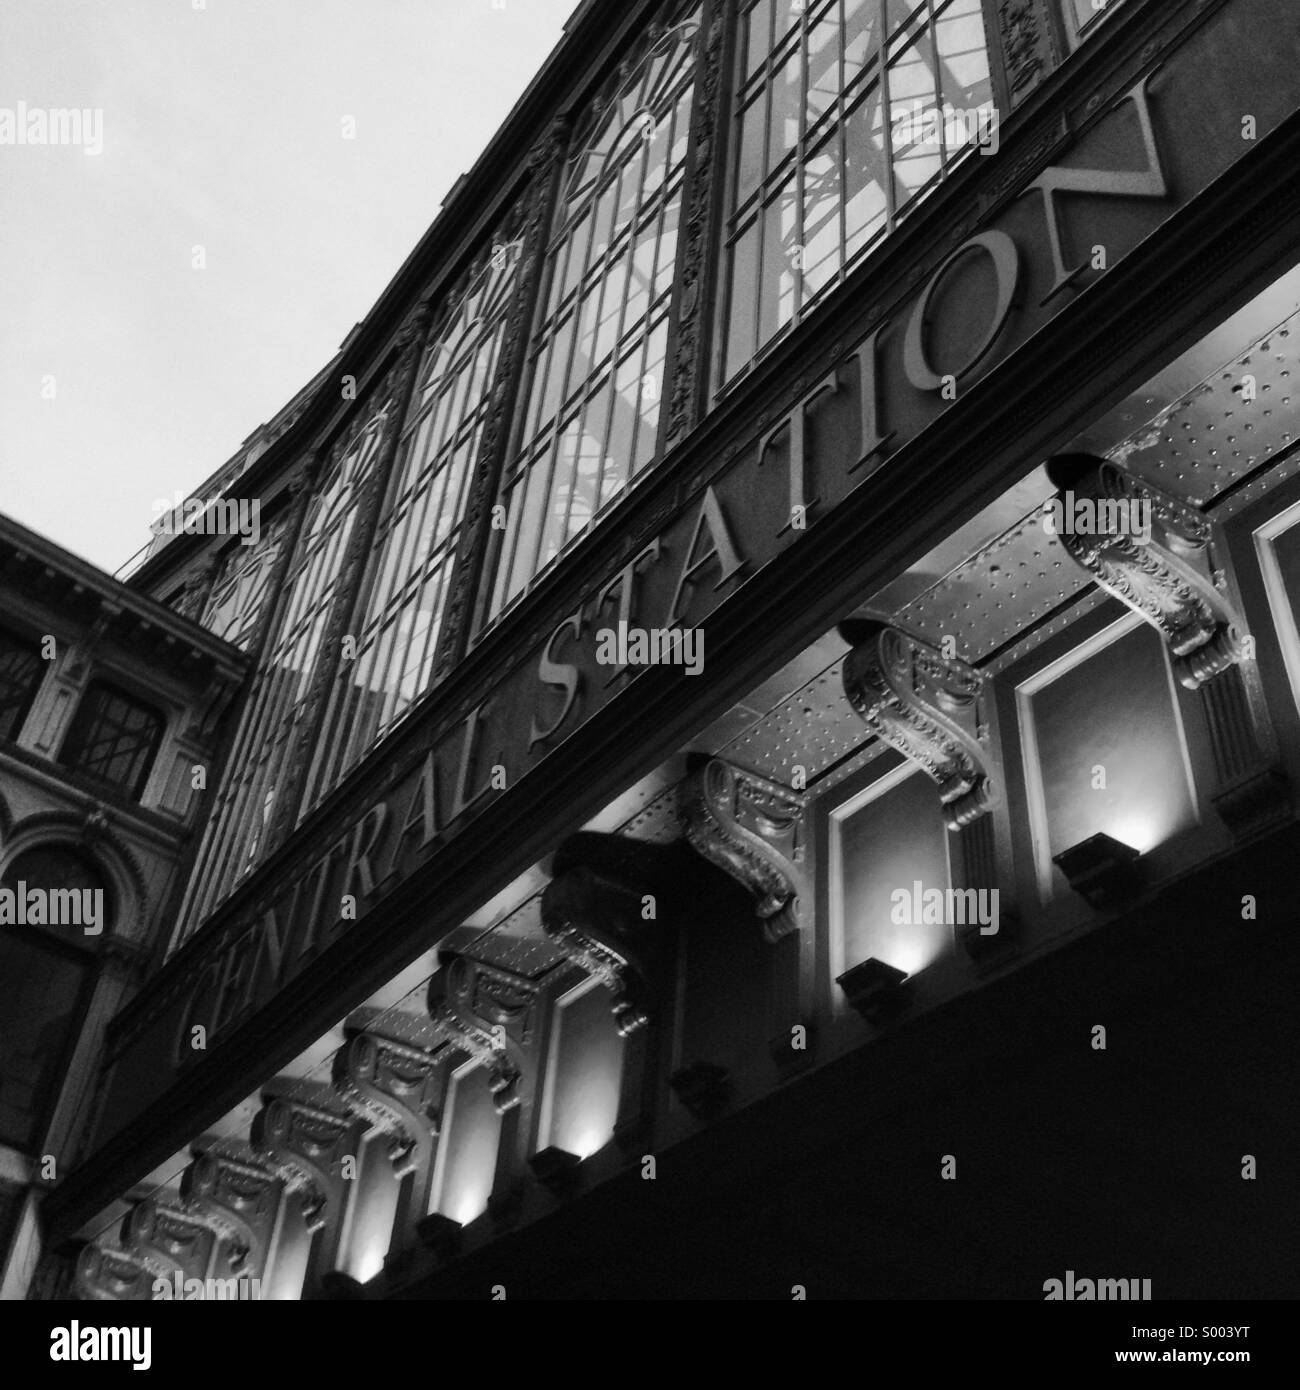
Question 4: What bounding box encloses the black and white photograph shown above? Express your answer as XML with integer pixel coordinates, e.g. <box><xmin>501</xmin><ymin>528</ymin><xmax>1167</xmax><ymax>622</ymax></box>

<box><xmin>1</xmin><ymin>0</ymin><xmax>1297</xmax><ymax>1350</ymax></box>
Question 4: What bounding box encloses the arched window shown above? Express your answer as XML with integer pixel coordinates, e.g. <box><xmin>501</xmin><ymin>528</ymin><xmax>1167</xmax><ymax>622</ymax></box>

<box><xmin>200</xmin><ymin>515</ymin><xmax>288</xmax><ymax>650</ymax></box>
<box><xmin>0</xmin><ymin>846</ymin><xmax>107</xmax><ymax>1150</ymax></box>
<box><xmin>303</xmin><ymin>234</ymin><xmax>524</xmax><ymax>809</ymax></box>
<box><xmin>489</xmin><ymin>7</ymin><xmax>701</xmax><ymax>617</ymax></box>
<box><xmin>180</xmin><ymin>404</ymin><xmax>393</xmax><ymax>933</ymax></box>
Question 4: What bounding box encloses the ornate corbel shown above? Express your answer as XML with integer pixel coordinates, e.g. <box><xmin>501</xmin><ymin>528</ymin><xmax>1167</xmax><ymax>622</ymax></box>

<box><xmin>841</xmin><ymin>620</ymin><xmax>996</xmax><ymax>829</ymax></box>
<box><xmin>66</xmin><ymin>600</ymin><xmax>123</xmax><ymax>680</ymax></box>
<box><xmin>1046</xmin><ymin>454</ymin><xmax>1246</xmax><ymax>689</ymax></box>
<box><xmin>75</xmin><ymin>1242</ymin><xmax>164</xmax><ymax>1301</ymax></box>
<box><xmin>179</xmin><ymin>1146</ymin><xmax>280</xmax><ymax>1278</ymax></box>
<box><xmin>331</xmin><ymin>1010</ymin><xmax>442</xmax><ymax>1175</ymax></box>
<box><xmin>680</xmin><ymin>757</ymin><xmax>807</xmax><ymax>942</ymax></box>
<box><xmin>250</xmin><ymin>1084</ymin><xmax>354</xmax><ymax>1233</ymax></box>
<box><xmin>120</xmin><ymin>1195</ymin><xmax>217</xmax><ymax>1285</ymax></box>
<box><xmin>540</xmin><ymin>832</ymin><xmax>684</xmax><ymax>1037</ymax></box>
<box><xmin>426</xmin><ymin>952</ymin><xmax>535</xmax><ymax>1113</ymax></box>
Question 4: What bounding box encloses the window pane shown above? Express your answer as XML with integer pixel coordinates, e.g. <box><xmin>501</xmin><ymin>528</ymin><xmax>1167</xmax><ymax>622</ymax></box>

<box><xmin>489</xmin><ymin>14</ymin><xmax>699</xmax><ymax>614</ymax></box>
<box><xmin>736</xmin><ymin>93</ymin><xmax>767</xmax><ymax>207</ymax></box>
<box><xmin>60</xmin><ymin>681</ymin><xmax>164</xmax><ymax>800</ymax></box>
<box><xmin>725</xmin><ymin>222</ymin><xmax>760</xmax><ymax>380</ymax></box>
<box><xmin>0</xmin><ymin>628</ymin><xmax>43</xmax><ymax>742</ymax></box>
<box><xmin>844</xmin><ymin>89</ymin><xmax>889</xmax><ymax>258</ymax></box>
<box><xmin>759</xmin><ymin>178</ymin><xmax>798</xmax><ymax>345</ymax></box>
<box><xmin>723</xmin><ymin>0</ymin><xmax>991</xmax><ymax>383</ymax></box>
<box><xmin>803</xmin><ymin>135</ymin><xmax>843</xmax><ymax>300</ymax></box>
<box><xmin>744</xmin><ymin>0</ymin><xmax>773</xmax><ymax>79</ymax></box>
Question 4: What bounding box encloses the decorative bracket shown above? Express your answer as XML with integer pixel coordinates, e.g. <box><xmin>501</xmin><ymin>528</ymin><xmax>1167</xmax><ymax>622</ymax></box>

<box><xmin>540</xmin><ymin>832</ymin><xmax>683</xmax><ymax>1037</ymax></box>
<box><xmin>1046</xmin><ymin>454</ymin><xmax>1247</xmax><ymax>689</ymax></box>
<box><xmin>332</xmin><ymin>1010</ymin><xmax>443</xmax><ymax>1175</ymax></box>
<box><xmin>427</xmin><ymin>951</ymin><xmax>537</xmax><ymax>1114</ymax></box>
<box><xmin>680</xmin><ymin>757</ymin><xmax>807</xmax><ymax>942</ymax></box>
<box><xmin>840</xmin><ymin>620</ymin><xmax>995</xmax><ymax>829</ymax></box>
<box><xmin>179</xmin><ymin>1146</ymin><xmax>280</xmax><ymax>1278</ymax></box>
<box><xmin>120</xmin><ymin>1196</ymin><xmax>218</xmax><ymax>1285</ymax></box>
<box><xmin>75</xmin><ymin>1243</ymin><xmax>163</xmax><ymax>1302</ymax></box>
<box><xmin>250</xmin><ymin>1084</ymin><xmax>355</xmax><ymax>1233</ymax></box>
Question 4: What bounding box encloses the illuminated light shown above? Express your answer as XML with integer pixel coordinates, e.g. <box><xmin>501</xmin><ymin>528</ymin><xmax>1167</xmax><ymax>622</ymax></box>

<box><xmin>875</xmin><ymin>932</ymin><xmax>945</xmax><ymax>978</ymax></box>
<box><xmin>568</xmin><ymin>1127</ymin><xmax>611</xmax><ymax>1161</ymax></box>
<box><xmin>452</xmin><ymin>1185</ymin><xmax>491</xmax><ymax>1227</ymax></box>
<box><xmin>352</xmin><ymin>1236</ymin><xmax>387</xmax><ymax>1285</ymax></box>
<box><xmin>836</xmin><ymin>957</ymin><xmax>909</xmax><ymax>1024</ymax></box>
<box><xmin>1052</xmin><ymin>832</ymin><xmax>1142</xmax><ymax>911</ymax></box>
<box><xmin>1102</xmin><ymin>812</ymin><xmax>1164</xmax><ymax>856</ymax></box>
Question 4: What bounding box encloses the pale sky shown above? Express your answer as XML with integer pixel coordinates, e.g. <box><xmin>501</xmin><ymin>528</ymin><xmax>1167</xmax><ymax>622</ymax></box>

<box><xmin>0</xmin><ymin>0</ymin><xmax>576</xmax><ymax>574</ymax></box>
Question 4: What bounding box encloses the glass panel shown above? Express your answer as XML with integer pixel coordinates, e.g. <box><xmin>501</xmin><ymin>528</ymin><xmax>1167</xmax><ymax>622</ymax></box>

<box><xmin>745</xmin><ymin>0</ymin><xmax>774</xmax><ymax>78</ymax></box>
<box><xmin>844</xmin><ymin>88</ymin><xmax>889</xmax><ymax>258</ymax></box>
<box><xmin>802</xmin><ymin>135</ymin><xmax>843</xmax><ymax>300</ymax></box>
<box><xmin>59</xmin><ymin>681</ymin><xmax>164</xmax><ymax>799</ymax></box>
<box><xmin>736</xmin><ymin>93</ymin><xmax>768</xmax><ymax>207</ymax></box>
<box><xmin>759</xmin><ymin>177</ymin><xmax>798</xmax><ymax>346</ymax></box>
<box><xmin>722</xmin><ymin>0</ymin><xmax>991</xmax><ymax>383</ymax></box>
<box><xmin>0</xmin><ymin>628</ymin><xmax>45</xmax><ymax>741</ymax></box>
<box><xmin>634</xmin><ymin>317</ymin><xmax>669</xmax><ymax>476</ymax></box>
<box><xmin>725</xmin><ymin>221</ymin><xmax>761</xmax><ymax>381</ymax></box>
<box><xmin>936</xmin><ymin>0</ymin><xmax>993</xmax><ymax>109</ymax></box>
<box><xmin>768</xmin><ymin>48</ymin><xmax>802</xmax><ymax>170</ymax></box>
<box><xmin>843</xmin><ymin>0</ymin><xmax>878</xmax><ymax>85</ymax></box>
<box><xmin>489</xmin><ymin>14</ymin><xmax>699</xmax><ymax>613</ymax></box>
<box><xmin>806</xmin><ymin>4</ymin><xmax>841</xmax><ymax>128</ymax></box>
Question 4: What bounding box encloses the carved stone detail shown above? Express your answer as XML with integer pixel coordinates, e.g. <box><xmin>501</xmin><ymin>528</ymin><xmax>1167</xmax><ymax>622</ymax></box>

<box><xmin>250</xmin><ymin>1086</ymin><xmax>354</xmax><ymax>1233</ymax></box>
<box><xmin>665</xmin><ymin>8</ymin><xmax>725</xmax><ymax>444</ymax></box>
<box><xmin>841</xmin><ymin>621</ymin><xmax>995</xmax><ymax>829</ymax></box>
<box><xmin>996</xmin><ymin>0</ymin><xmax>1059</xmax><ymax>106</ymax></box>
<box><xmin>120</xmin><ymin>1196</ymin><xmax>218</xmax><ymax>1283</ymax></box>
<box><xmin>1047</xmin><ymin>454</ymin><xmax>1247</xmax><ymax>689</ymax></box>
<box><xmin>75</xmin><ymin>1243</ymin><xmax>161</xmax><ymax>1301</ymax></box>
<box><xmin>680</xmin><ymin>757</ymin><xmax>807</xmax><ymax>942</ymax></box>
<box><xmin>179</xmin><ymin>1147</ymin><xmax>280</xmax><ymax>1278</ymax></box>
<box><xmin>541</xmin><ymin>832</ymin><xmax>683</xmax><ymax>1036</ymax></box>
<box><xmin>332</xmin><ymin>1015</ymin><xmax>442</xmax><ymax>1175</ymax></box>
<box><xmin>427</xmin><ymin>952</ymin><xmax>537</xmax><ymax>1113</ymax></box>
